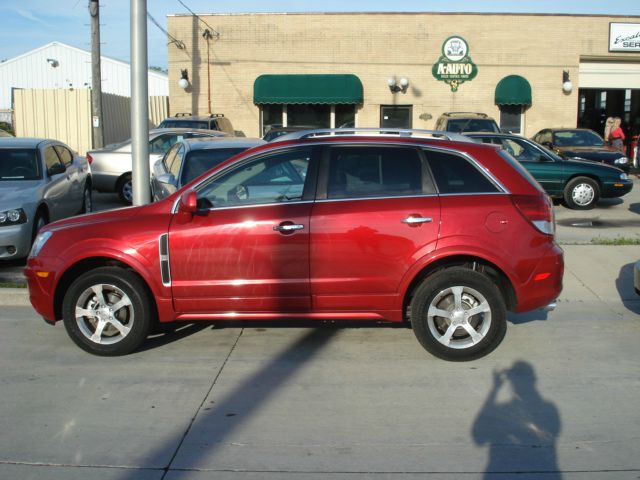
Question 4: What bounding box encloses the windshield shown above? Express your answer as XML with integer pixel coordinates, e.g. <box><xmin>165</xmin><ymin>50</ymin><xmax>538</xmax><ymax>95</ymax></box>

<box><xmin>553</xmin><ymin>130</ymin><xmax>604</xmax><ymax>147</ymax></box>
<box><xmin>160</xmin><ymin>120</ymin><xmax>210</xmax><ymax>130</ymax></box>
<box><xmin>0</xmin><ymin>148</ymin><xmax>41</xmax><ymax>180</ymax></box>
<box><xmin>181</xmin><ymin>148</ymin><xmax>248</xmax><ymax>184</ymax></box>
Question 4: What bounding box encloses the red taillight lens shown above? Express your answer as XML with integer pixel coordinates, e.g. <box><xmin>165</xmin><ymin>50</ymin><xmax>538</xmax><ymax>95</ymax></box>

<box><xmin>511</xmin><ymin>194</ymin><xmax>555</xmax><ymax>235</ymax></box>
<box><xmin>86</xmin><ymin>153</ymin><xmax>93</xmax><ymax>165</ymax></box>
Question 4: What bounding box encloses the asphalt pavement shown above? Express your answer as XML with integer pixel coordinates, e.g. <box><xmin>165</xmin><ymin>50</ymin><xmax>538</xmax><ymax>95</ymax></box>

<box><xmin>1</xmin><ymin>184</ymin><xmax>640</xmax><ymax>478</ymax></box>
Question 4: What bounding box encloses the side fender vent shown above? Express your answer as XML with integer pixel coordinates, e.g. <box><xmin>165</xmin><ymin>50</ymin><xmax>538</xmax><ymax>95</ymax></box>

<box><xmin>159</xmin><ymin>233</ymin><xmax>171</xmax><ymax>286</ymax></box>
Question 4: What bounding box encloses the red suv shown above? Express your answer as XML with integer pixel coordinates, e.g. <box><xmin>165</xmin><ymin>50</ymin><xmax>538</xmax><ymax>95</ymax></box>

<box><xmin>26</xmin><ymin>129</ymin><xmax>563</xmax><ymax>361</ymax></box>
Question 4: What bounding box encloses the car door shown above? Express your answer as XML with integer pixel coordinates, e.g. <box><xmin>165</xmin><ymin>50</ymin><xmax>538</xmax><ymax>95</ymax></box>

<box><xmin>310</xmin><ymin>145</ymin><xmax>440</xmax><ymax>312</ymax></box>
<box><xmin>168</xmin><ymin>146</ymin><xmax>317</xmax><ymax>313</ymax></box>
<box><xmin>54</xmin><ymin>144</ymin><xmax>83</xmax><ymax>209</ymax></box>
<box><xmin>41</xmin><ymin>144</ymin><xmax>74</xmax><ymax>219</ymax></box>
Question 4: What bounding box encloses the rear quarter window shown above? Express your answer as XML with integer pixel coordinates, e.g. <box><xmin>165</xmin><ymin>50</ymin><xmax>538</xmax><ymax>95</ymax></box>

<box><xmin>424</xmin><ymin>149</ymin><xmax>501</xmax><ymax>194</ymax></box>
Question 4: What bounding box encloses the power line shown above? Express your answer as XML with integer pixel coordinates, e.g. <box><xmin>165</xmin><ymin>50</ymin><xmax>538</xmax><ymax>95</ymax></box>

<box><xmin>147</xmin><ymin>12</ymin><xmax>186</xmax><ymax>50</ymax></box>
<box><xmin>176</xmin><ymin>0</ymin><xmax>220</xmax><ymax>38</ymax></box>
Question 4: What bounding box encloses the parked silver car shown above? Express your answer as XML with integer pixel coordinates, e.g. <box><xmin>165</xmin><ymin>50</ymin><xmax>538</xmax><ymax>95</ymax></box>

<box><xmin>88</xmin><ymin>128</ymin><xmax>225</xmax><ymax>203</ymax></box>
<box><xmin>151</xmin><ymin>137</ymin><xmax>266</xmax><ymax>201</ymax></box>
<box><xmin>0</xmin><ymin>137</ymin><xmax>91</xmax><ymax>259</ymax></box>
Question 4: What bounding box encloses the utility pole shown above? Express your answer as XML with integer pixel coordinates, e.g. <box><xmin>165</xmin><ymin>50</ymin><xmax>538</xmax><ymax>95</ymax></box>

<box><xmin>89</xmin><ymin>0</ymin><xmax>104</xmax><ymax>148</ymax></box>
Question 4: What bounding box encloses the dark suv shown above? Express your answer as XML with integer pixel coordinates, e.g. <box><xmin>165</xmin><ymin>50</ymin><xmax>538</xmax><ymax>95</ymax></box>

<box><xmin>159</xmin><ymin>113</ymin><xmax>235</xmax><ymax>136</ymax></box>
<box><xmin>434</xmin><ymin>112</ymin><xmax>500</xmax><ymax>133</ymax></box>
<box><xmin>26</xmin><ymin>129</ymin><xmax>563</xmax><ymax>361</ymax></box>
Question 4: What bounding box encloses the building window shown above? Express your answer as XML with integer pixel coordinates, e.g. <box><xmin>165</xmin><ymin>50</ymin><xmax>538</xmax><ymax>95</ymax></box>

<box><xmin>380</xmin><ymin>105</ymin><xmax>413</xmax><ymax>128</ymax></box>
<box><xmin>261</xmin><ymin>105</ymin><xmax>283</xmax><ymax>135</ymax></box>
<box><xmin>335</xmin><ymin>105</ymin><xmax>356</xmax><ymax>128</ymax></box>
<box><xmin>261</xmin><ymin>104</ymin><xmax>356</xmax><ymax>134</ymax></box>
<box><xmin>288</xmin><ymin>104</ymin><xmax>331</xmax><ymax>128</ymax></box>
<box><xmin>499</xmin><ymin>105</ymin><xmax>523</xmax><ymax>134</ymax></box>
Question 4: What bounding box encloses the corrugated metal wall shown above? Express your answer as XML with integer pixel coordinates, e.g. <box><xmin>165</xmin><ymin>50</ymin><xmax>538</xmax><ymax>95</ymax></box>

<box><xmin>14</xmin><ymin>89</ymin><xmax>92</xmax><ymax>154</ymax></box>
<box><xmin>14</xmin><ymin>89</ymin><xmax>169</xmax><ymax>155</ymax></box>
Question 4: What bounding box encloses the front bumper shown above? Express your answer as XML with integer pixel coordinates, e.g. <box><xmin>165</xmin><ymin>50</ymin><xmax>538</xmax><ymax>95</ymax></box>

<box><xmin>0</xmin><ymin>222</ymin><xmax>33</xmax><ymax>259</ymax></box>
<box><xmin>601</xmin><ymin>179</ymin><xmax>633</xmax><ymax>199</ymax></box>
<box><xmin>25</xmin><ymin>256</ymin><xmax>64</xmax><ymax>323</ymax></box>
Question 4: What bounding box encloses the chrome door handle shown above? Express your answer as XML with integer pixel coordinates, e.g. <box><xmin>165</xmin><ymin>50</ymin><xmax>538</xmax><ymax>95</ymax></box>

<box><xmin>402</xmin><ymin>216</ymin><xmax>432</xmax><ymax>225</ymax></box>
<box><xmin>273</xmin><ymin>224</ymin><xmax>304</xmax><ymax>232</ymax></box>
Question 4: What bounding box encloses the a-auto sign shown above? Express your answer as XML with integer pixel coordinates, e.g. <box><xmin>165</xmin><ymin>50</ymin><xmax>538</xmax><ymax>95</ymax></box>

<box><xmin>609</xmin><ymin>23</ymin><xmax>640</xmax><ymax>52</ymax></box>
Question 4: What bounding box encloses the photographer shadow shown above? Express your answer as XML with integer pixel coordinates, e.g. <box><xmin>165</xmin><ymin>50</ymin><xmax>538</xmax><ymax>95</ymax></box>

<box><xmin>472</xmin><ymin>361</ymin><xmax>562</xmax><ymax>479</ymax></box>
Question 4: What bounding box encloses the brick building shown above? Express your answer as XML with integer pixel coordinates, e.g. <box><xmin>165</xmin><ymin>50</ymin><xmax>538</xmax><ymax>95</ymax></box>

<box><xmin>166</xmin><ymin>12</ymin><xmax>640</xmax><ymax>140</ymax></box>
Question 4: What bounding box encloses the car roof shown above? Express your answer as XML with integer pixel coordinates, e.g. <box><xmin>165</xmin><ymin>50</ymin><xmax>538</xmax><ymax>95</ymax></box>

<box><xmin>163</xmin><ymin>115</ymin><xmax>225</xmax><ymax>121</ymax></box>
<box><xmin>0</xmin><ymin>137</ymin><xmax>50</xmax><ymax>148</ymax></box>
<box><xmin>182</xmin><ymin>137</ymin><xmax>266</xmax><ymax>151</ymax></box>
<box><xmin>440</xmin><ymin>112</ymin><xmax>491</xmax><ymax>119</ymax></box>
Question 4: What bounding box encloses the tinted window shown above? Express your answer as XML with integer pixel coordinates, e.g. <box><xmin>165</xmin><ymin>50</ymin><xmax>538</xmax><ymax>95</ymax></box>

<box><xmin>553</xmin><ymin>130</ymin><xmax>604</xmax><ymax>147</ymax></box>
<box><xmin>150</xmin><ymin>134</ymin><xmax>182</xmax><ymax>154</ymax></box>
<box><xmin>327</xmin><ymin>146</ymin><xmax>422</xmax><ymax>199</ymax></box>
<box><xmin>159</xmin><ymin>120</ymin><xmax>211</xmax><ymax>130</ymax></box>
<box><xmin>44</xmin><ymin>146</ymin><xmax>64</xmax><ymax>174</ymax></box>
<box><xmin>198</xmin><ymin>148</ymin><xmax>311</xmax><ymax>207</ymax></box>
<box><xmin>54</xmin><ymin>145</ymin><xmax>73</xmax><ymax>166</ymax></box>
<box><xmin>0</xmin><ymin>148</ymin><xmax>41</xmax><ymax>180</ymax></box>
<box><xmin>181</xmin><ymin>148</ymin><xmax>247</xmax><ymax>185</ymax></box>
<box><xmin>446</xmin><ymin>118</ymin><xmax>499</xmax><ymax>133</ymax></box>
<box><xmin>425</xmin><ymin>149</ymin><xmax>500</xmax><ymax>194</ymax></box>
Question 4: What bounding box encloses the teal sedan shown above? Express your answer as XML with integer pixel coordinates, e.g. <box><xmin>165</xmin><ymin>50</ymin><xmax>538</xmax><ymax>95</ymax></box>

<box><xmin>466</xmin><ymin>133</ymin><xmax>633</xmax><ymax>210</ymax></box>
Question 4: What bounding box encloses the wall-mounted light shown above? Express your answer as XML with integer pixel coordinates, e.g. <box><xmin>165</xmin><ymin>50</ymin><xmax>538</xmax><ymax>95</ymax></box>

<box><xmin>178</xmin><ymin>69</ymin><xmax>190</xmax><ymax>90</ymax></box>
<box><xmin>46</xmin><ymin>58</ymin><xmax>59</xmax><ymax>68</ymax></box>
<box><xmin>562</xmin><ymin>70</ymin><xmax>572</xmax><ymax>94</ymax></box>
<box><xmin>388</xmin><ymin>76</ymin><xmax>409</xmax><ymax>93</ymax></box>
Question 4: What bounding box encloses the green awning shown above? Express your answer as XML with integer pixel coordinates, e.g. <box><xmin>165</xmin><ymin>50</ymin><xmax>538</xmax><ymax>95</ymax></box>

<box><xmin>254</xmin><ymin>74</ymin><xmax>363</xmax><ymax>104</ymax></box>
<box><xmin>495</xmin><ymin>75</ymin><xmax>532</xmax><ymax>106</ymax></box>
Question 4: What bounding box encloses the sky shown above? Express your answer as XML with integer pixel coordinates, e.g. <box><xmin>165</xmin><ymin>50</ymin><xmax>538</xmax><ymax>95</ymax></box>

<box><xmin>1</xmin><ymin>1</ymin><xmax>639</xmax><ymax>69</ymax></box>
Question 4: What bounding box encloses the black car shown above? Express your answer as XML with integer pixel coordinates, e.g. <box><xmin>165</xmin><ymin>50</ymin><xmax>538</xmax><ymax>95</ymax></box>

<box><xmin>467</xmin><ymin>132</ymin><xmax>632</xmax><ymax>210</ymax></box>
<box><xmin>532</xmin><ymin>128</ymin><xmax>630</xmax><ymax>173</ymax></box>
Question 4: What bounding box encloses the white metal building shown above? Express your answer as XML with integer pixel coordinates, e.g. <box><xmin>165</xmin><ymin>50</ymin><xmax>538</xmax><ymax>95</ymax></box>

<box><xmin>0</xmin><ymin>41</ymin><xmax>168</xmax><ymax>122</ymax></box>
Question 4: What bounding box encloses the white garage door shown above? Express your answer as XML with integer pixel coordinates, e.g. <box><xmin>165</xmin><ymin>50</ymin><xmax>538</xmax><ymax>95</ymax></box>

<box><xmin>579</xmin><ymin>61</ymin><xmax>640</xmax><ymax>89</ymax></box>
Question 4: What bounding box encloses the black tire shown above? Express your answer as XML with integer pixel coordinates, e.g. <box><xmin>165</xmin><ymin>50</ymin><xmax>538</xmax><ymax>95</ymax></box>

<box><xmin>31</xmin><ymin>210</ymin><xmax>48</xmax><ymax>243</ymax></box>
<box><xmin>62</xmin><ymin>267</ymin><xmax>153</xmax><ymax>356</ymax></box>
<box><xmin>117</xmin><ymin>173</ymin><xmax>132</xmax><ymax>204</ymax></box>
<box><xmin>563</xmin><ymin>176</ymin><xmax>599</xmax><ymax>210</ymax></box>
<box><xmin>410</xmin><ymin>267</ymin><xmax>507</xmax><ymax>361</ymax></box>
<box><xmin>80</xmin><ymin>184</ymin><xmax>93</xmax><ymax>213</ymax></box>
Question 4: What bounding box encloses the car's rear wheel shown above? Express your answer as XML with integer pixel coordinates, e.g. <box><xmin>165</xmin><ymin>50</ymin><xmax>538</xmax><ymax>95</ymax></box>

<box><xmin>117</xmin><ymin>173</ymin><xmax>133</xmax><ymax>204</ymax></box>
<box><xmin>62</xmin><ymin>267</ymin><xmax>152</xmax><ymax>356</ymax></box>
<box><xmin>563</xmin><ymin>176</ymin><xmax>599</xmax><ymax>210</ymax></box>
<box><xmin>410</xmin><ymin>268</ymin><xmax>507</xmax><ymax>361</ymax></box>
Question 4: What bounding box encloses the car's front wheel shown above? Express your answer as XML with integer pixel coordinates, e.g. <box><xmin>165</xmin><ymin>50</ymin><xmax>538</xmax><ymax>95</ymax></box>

<box><xmin>410</xmin><ymin>268</ymin><xmax>507</xmax><ymax>361</ymax></box>
<box><xmin>563</xmin><ymin>176</ymin><xmax>599</xmax><ymax>210</ymax></box>
<box><xmin>62</xmin><ymin>267</ymin><xmax>152</xmax><ymax>356</ymax></box>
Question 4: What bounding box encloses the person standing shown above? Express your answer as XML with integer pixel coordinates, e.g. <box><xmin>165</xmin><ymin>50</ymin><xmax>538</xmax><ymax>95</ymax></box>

<box><xmin>609</xmin><ymin>117</ymin><xmax>626</xmax><ymax>153</ymax></box>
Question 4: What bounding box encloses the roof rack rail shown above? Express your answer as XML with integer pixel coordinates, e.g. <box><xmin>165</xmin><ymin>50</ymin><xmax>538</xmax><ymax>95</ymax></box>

<box><xmin>174</xmin><ymin>112</ymin><xmax>192</xmax><ymax>117</ymax></box>
<box><xmin>208</xmin><ymin>113</ymin><xmax>225</xmax><ymax>118</ymax></box>
<box><xmin>272</xmin><ymin>128</ymin><xmax>474</xmax><ymax>143</ymax></box>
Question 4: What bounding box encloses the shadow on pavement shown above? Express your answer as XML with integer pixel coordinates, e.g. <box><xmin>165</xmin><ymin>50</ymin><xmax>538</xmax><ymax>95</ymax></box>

<box><xmin>508</xmin><ymin>309</ymin><xmax>550</xmax><ymax>324</ymax></box>
<box><xmin>628</xmin><ymin>202</ymin><xmax>640</xmax><ymax>214</ymax></box>
<box><xmin>120</xmin><ymin>328</ymin><xmax>338</xmax><ymax>479</ymax></box>
<box><xmin>472</xmin><ymin>361</ymin><xmax>562</xmax><ymax>479</ymax></box>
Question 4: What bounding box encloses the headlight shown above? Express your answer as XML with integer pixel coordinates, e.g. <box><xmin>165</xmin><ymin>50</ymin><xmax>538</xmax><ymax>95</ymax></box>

<box><xmin>30</xmin><ymin>231</ymin><xmax>52</xmax><ymax>257</ymax></box>
<box><xmin>0</xmin><ymin>208</ymin><xmax>27</xmax><ymax>226</ymax></box>
<box><xmin>615</xmin><ymin>157</ymin><xmax>629</xmax><ymax>165</ymax></box>
<box><xmin>620</xmin><ymin>173</ymin><xmax>629</xmax><ymax>180</ymax></box>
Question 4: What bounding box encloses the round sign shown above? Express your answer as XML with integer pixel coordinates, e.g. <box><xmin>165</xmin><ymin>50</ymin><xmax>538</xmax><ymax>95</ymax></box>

<box><xmin>442</xmin><ymin>36</ymin><xmax>469</xmax><ymax>62</ymax></box>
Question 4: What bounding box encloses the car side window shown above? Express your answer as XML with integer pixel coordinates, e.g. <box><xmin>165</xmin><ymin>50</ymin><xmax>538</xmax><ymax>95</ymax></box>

<box><xmin>425</xmin><ymin>149</ymin><xmax>500</xmax><ymax>194</ymax></box>
<box><xmin>43</xmin><ymin>146</ymin><xmax>64</xmax><ymax>175</ymax></box>
<box><xmin>53</xmin><ymin>145</ymin><xmax>73</xmax><ymax>166</ymax></box>
<box><xmin>504</xmin><ymin>139</ymin><xmax>540</xmax><ymax>162</ymax></box>
<box><xmin>197</xmin><ymin>147</ymin><xmax>311</xmax><ymax>208</ymax></box>
<box><xmin>150</xmin><ymin>134</ymin><xmax>181</xmax><ymax>154</ymax></box>
<box><xmin>162</xmin><ymin>143</ymin><xmax>181</xmax><ymax>171</ymax></box>
<box><xmin>326</xmin><ymin>146</ymin><xmax>423</xmax><ymax>199</ymax></box>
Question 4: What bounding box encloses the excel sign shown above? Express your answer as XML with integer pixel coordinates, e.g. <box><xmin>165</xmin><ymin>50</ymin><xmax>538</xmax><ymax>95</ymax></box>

<box><xmin>432</xmin><ymin>36</ymin><xmax>478</xmax><ymax>92</ymax></box>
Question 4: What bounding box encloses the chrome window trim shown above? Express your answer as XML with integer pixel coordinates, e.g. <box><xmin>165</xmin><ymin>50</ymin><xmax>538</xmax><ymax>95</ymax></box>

<box><xmin>195</xmin><ymin>199</ymin><xmax>315</xmax><ymax>213</ymax></box>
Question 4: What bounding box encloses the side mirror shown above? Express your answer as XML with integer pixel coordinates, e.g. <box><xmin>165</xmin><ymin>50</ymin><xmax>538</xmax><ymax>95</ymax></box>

<box><xmin>178</xmin><ymin>189</ymin><xmax>198</xmax><ymax>215</ymax></box>
<box><xmin>157</xmin><ymin>172</ymin><xmax>177</xmax><ymax>187</ymax></box>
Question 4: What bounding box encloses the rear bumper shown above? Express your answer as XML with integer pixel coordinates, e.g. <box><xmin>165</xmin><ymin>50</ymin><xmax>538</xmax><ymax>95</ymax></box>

<box><xmin>514</xmin><ymin>243</ymin><xmax>564</xmax><ymax>313</ymax></box>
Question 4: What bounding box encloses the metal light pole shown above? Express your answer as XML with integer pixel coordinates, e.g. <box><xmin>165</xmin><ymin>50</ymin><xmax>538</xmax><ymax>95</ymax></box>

<box><xmin>130</xmin><ymin>0</ymin><xmax>150</xmax><ymax>205</ymax></box>
<box><xmin>89</xmin><ymin>0</ymin><xmax>104</xmax><ymax>148</ymax></box>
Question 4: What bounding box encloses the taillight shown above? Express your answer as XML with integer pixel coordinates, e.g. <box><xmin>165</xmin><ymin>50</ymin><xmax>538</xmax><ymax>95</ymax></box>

<box><xmin>511</xmin><ymin>194</ymin><xmax>555</xmax><ymax>235</ymax></box>
<box><xmin>86</xmin><ymin>153</ymin><xmax>93</xmax><ymax>165</ymax></box>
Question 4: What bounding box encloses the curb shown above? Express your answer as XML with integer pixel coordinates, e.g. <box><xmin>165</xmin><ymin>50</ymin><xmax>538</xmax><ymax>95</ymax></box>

<box><xmin>0</xmin><ymin>288</ymin><xmax>30</xmax><ymax>306</ymax></box>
